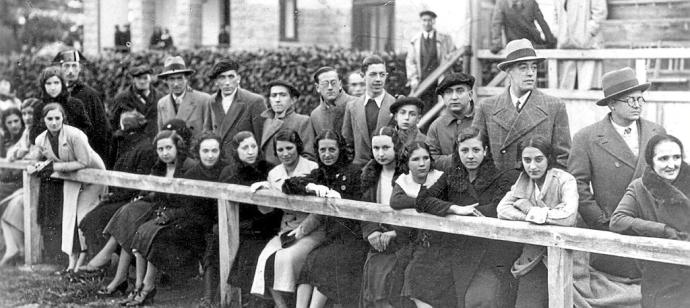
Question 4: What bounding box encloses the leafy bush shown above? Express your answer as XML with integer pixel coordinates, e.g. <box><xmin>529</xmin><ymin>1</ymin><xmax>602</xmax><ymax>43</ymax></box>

<box><xmin>1</xmin><ymin>46</ymin><xmax>410</xmax><ymax>115</ymax></box>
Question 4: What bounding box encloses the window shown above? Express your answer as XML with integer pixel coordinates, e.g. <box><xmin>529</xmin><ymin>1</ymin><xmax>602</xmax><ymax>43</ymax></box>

<box><xmin>352</xmin><ymin>0</ymin><xmax>394</xmax><ymax>52</ymax></box>
<box><xmin>280</xmin><ymin>0</ymin><xmax>298</xmax><ymax>41</ymax></box>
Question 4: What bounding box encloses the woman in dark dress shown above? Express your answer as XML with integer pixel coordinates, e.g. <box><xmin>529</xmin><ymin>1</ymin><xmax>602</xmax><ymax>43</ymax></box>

<box><xmin>610</xmin><ymin>134</ymin><xmax>690</xmax><ymax>308</ymax></box>
<box><xmin>125</xmin><ymin>132</ymin><xmax>227</xmax><ymax>306</ymax></box>
<box><xmin>0</xmin><ymin>108</ymin><xmax>25</xmax><ymax>200</ymax></box>
<box><xmin>198</xmin><ymin>131</ymin><xmax>280</xmax><ymax>307</ymax></box>
<box><xmin>410</xmin><ymin>127</ymin><xmax>521</xmax><ymax>308</ymax></box>
<box><xmin>78</xmin><ymin>111</ymin><xmax>157</xmax><ymax>262</ymax></box>
<box><xmin>281</xmin><ymin>129</ymin><xmax>367</xmax><ymax>308</ymax></box>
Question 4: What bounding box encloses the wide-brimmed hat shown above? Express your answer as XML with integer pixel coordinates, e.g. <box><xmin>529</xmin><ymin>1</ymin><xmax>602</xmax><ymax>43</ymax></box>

<box><xmin>596</xmin><ymin>67</ymin><xmax>651</xmax><ymax>106</ymax></box>
<box><xmin>497</xmin><ymin>39</ymin><xmax>545</xmax><ymax>71</ymax></box>
<box><xmin>158</xmin><ymin>56</ymin><xmax>195</xmax><ymax>78</ymax></box>
<box><xmin>53</xmin><ymin>49</ymin><xmax>88</xmax><ymax>64</ymax></box>
<box><xmin>390</xmin><ymin>97</ymin><xmax>424</xmax><ymax>114</ymax></box>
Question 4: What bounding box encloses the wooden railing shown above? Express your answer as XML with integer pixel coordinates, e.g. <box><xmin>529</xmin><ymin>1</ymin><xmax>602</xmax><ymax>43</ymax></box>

<box><xmin>3</xmin><ymin>161</ymin><xmax>690</xmax><ymax>308</ymax></box>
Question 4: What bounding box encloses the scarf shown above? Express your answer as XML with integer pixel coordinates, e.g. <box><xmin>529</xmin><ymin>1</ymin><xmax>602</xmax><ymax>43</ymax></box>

<box><xmin>642</xmin><ymin>163</ymin><xmax>690</xmax><ymax>233</ymax></box>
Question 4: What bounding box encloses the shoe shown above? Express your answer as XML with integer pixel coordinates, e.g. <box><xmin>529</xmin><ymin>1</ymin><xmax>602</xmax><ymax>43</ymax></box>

<box><xmin>97</xmin><ymin>280</ymin><xmax>128</xmax><ymax>297</ymax></box>
<box><xmin>53</xmin><ymin>268</ymin><xmax>73</xmax><ymax>276</ymax></box>
<box><xmin>126</xmin><ymin>288</ymin><xmax>156</xmax><ymax>306</ymax></box>
<box><xmin>77</xmin><ymin>262</ymin><xmax>109</xmax><ymax>273</ymax></box>
<box><xmin>119</xmin><ymin>286</ymin><xmax>142</xmax><ymax>306</ymax></box>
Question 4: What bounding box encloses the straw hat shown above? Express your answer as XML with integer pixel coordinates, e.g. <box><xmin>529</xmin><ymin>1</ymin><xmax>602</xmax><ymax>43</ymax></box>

<box><xmin>496</xmin><ymin>39</ymin><xmax>545</xmax><ymax>71</ymax></box>
<box><xmin>595</xmin><ymin>67</ymin><xmax>650</xmax><ymax>106</ymax></box>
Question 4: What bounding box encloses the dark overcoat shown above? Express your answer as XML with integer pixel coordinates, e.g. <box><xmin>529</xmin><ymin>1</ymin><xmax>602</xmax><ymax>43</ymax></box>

<box><xmin>209</xmin><ymin>88</ymin><xmax>266</xmax><ymax>161</ymax></box>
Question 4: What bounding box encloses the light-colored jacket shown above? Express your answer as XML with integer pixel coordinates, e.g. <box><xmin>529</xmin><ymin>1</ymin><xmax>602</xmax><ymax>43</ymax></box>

<box><xmin>405</xmin><ymin>31</ymin><xmax>457</xmax><ymax>88</ymax></box>
<box><xmin>157</xmin><ymin>88</ymin><xmax>212</xmax><ymax>138</ymax></box>
<box><xmin>341</xmin><ymin>92</ymin><xmax>394</xmax><ymax>165</ymax></box>
<box><xmin>555</xmin><ymin>0</ymin><xmax>607</xmax><ymax>49</ymax></box>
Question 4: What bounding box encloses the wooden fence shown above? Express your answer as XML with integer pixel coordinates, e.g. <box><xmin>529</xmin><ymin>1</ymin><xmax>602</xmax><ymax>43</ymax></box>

<box><xmin>3</xmin><ymin>161</ymin><xmax>690</xmax><ymax>308</ymax></box>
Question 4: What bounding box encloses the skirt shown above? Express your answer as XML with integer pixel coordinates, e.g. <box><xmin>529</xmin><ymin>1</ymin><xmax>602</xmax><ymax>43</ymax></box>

<box><xmin>79</xmin><ymin>200</ymin><xmax>129</xmax><ymax>258</ymax></box>
<box><xmin>103</xmin><ymin>199</ymin><xmax>155</xmax><ymax>252</ymax></box>
<box><xmin>361</xmin><ymin>245</ymin><xmax>414</xmax><ymax>307</ymax></box>
<box><xmin>1</xmin><ymin>190</ymin><xmax>23</xmax><ymax>231</ymax></box>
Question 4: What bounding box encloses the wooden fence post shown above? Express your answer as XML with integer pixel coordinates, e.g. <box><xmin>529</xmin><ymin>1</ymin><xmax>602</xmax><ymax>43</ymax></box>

<box><xmin>548</xmin><ymin>59</ymin><xmax>559</xmax><ymax>89</ymax></box>
<box><xmin>22</xmin><ymin>170</ymin><xmax>41</xmax><ymax>265</ymax></box>
<box><xmin>218</xmin><ymin>199</ymin><xmax>241</xmax><ymax>307</ymax></box>
<box><xmin>547</xmin><ymin>247</ymin><xmax>574</xmax><ymax>308</ymax></box>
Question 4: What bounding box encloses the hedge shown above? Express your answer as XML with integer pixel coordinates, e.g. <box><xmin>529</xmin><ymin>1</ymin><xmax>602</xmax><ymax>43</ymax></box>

<box><xmin>1</xmin><ymin>46</ymin><xmax>412</xmax><ymax>115</ymax></box>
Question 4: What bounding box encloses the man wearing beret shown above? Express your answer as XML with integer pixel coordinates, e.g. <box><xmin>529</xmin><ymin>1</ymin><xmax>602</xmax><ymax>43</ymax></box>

<box><xmin>157</xmin><ymin>56</ymin><xmax>212</xmax><ymax>139</ymax></box>
<box><xmin>207</xmin><ymin>59</ymin><xmax>266</xmax><ymax>162</ymax></box>
<box><xmin>473</xmin><ymin>39</ymin><xmax>571</xmax><ymax>171</ymax></box>
<box><xmin>54</xmin><ymin>49</ymin><xmax>112</xmax><ymax>166</ymax></box>
<box><xmin>405</xmin><ymin>10</ymin><xmax>460</xmax><ymax>114</ymax></box>
<box><xmin>110</xmin><ymin>65</ymin><xmax>162</xmax><ymax>138</ymax></box>
<box><xmin>426</xmin><ymin>72</ymin><xmax>476</xmax><ymax>170</ymax></box>
<box><xmin>342</xmin><ymin>55</ymin><xmax>394</xmax><ymax>164</ymax></box>
<box><xmin>310</xmin><ymin>66</ymin><xmax>356</xmax><ymax>137</ymax></box>
<box><xmin>569</xmin><ymin>67</ymin><xmax>664</xmax><ymax>285</ymax></box>
<box><xmin>260</xmin><ymin>80</ymin><xmax>314</xmax><ymax>165</ymax></box>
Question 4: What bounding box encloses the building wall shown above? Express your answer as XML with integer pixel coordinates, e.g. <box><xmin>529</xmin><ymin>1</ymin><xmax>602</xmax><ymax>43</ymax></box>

<box><xmin>393</xmin><ymin>0</ymin><xmax>471</xmax><ymax>53</ymax></box>
<box><xmin>202</xmin><ymin>0</ymin><xmax>221</xmax><ymax>46</ymax></box>
<box><xmin>288</xmin><ymin>0</ymin><xmax>352</xmax><ymax>48</ymax></box>
<box><xmin>230</xmin><ymin>0</ymin><xmax>280</xmax><ymax>49</ymax></box>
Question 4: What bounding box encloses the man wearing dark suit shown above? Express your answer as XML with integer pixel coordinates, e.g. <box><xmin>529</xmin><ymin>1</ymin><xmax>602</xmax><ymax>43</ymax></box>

<box><xmin>473</xmin><ymin>39</ymin><xmax>571</xmax><ymax>171</ymax></box>
<box><xmin>110</xmin><ymin>65</ymin><xmax>161</xmax><ymax>137</ymax></box>
<box><xmin>54</xmin><ymin>49</ymin><xmax>112</xmax><ymax>167</ymax></box>
<box><xmin>310</xmin><ymin>66</ymin><xmax>356</xmax><ymax>137</ymax></box>
<box><xmin>342</xmin><ymin>55</ymin><xmax>395</xmax><ymax>165</ymax></box>
<box><xmin>490</xmin><ymin>0</ymin><xmax>556</xmax><ymax>54</ymax></box>
<box><xmin>207</xmin><ymin>59</ymin><xmax>267</xmax><ymax>162</ymax></box>
<box><xmin>156</xmin><ymin>56</ymin><xmax>212</xmax><ymax>139</ymax></box>
<box><xmin>569</xmin><ymin>67</ymin><xmax>665</xmax><ymax>279</ymax></box>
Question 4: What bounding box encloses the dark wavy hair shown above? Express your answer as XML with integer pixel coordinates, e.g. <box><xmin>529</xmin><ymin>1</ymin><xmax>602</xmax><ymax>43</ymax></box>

<box><xmin>644</xmin><ymin>134</ymin><xmax>685</xmax><ymax>168</ymax></box>
<box><xmin>0</xmin><ymin>107</ymin><xmax>24</xmax><ymax>142</ymax></box>
<box><xmin>372</xmin><ymin>126</ymin><xmax>400</xmax><ymax>162</ymax></box>
<box><xmin>191</xmin><ymin>131</ymin><xmax>224</xmax><ymax>161</ymax></box>
<box><xmin>231</xmin><ymin>131</ymin><xmax>260</xmax><ymax>164</ymax></box>
<box><xmin>313</xmin><ymin>129</ymin><xmax>349</xmax><ymax>167</ymax></box>
<box><xmin>399</xmin><ymin>141</ymin><xmax>433</xmax><ymax>174</ymax></box>
<box><xmin>516</xmin><ymin>136</ymin><xmax>554</xmax><ymax>170</ymax></box>
<box><xmin>153</xmin><ymin>129</ymin><xmax>188</xmax><ymax>161</ymax></box>
<box><xmin>273</xmin><ymin>128</ymin><xmax>303</xmax><ymax>156</ymax></box>
<box><xmin>39</xmin><ymin>66</ymin><xmax>68</xmax><ymax>101</ymax></box>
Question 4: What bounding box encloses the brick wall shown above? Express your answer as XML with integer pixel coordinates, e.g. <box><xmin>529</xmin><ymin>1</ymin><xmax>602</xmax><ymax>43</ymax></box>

<box><xmin>230</xmin><ymin>0</ymin><xmax>280</xmax><ymax>49</ymax></box>
<box><xmin>175</xmin><ymin>0</ymin><xmax>203</xmax><ymax>49</ymax></box>
<box><xmin>289</xmin><ymin>0</ymin><xmax>352</xmax><ymax>48</ymax></box>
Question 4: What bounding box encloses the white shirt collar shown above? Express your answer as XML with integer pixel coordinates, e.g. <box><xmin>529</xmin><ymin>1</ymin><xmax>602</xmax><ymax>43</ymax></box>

<box><xmin>610</xmin><ymin>118</ymin><xmax>640</xmax><ymax>154</ymax></box>
<box><xmin>423</xmin><ymin>30</ymin><xmax>435</xmax><ymax>39</ymax></box>
<box><xmin>364</xmin><ymin>92</ymin><xmax>385</xmax><ymax>108</ymax></box>
<box><xmin>509</xmin><ymin>88</ymin><xmax>531</xmax><ymax>108</ymax></box>
<box><xmin>172</xmin><ymin>90</ymin><xmax>186</xmax><ymax>102</ymax></box>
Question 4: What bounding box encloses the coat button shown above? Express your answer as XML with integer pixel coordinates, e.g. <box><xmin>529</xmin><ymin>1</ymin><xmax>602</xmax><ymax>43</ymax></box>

<box><xmin>500</xmin><ymin>150</ymin><xmax>507</xmax><ymax>154</ymax></box>
<box><xmin>614</xmin><ymin>162</ymin><xmax>621</xmax><ymax>168</ymax></box>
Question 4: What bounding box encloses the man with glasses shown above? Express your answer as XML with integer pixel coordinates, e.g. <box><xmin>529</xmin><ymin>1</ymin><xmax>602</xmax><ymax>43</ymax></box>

<box><xmin>426</xmin><ymin>73</ymin><xmax>476</xmax><ymax>170</ymax></box>
<box><xmin>310</xmin><ymin>66</ymin><xmax>356</xmax><ymax>136</ymax></box>
<box><xmin>207</xmin><ymin>59</ymin><xmax>266</xmax><ymax>162</ymax></box>
<box><xmin>568</xmin><ymin>67</ymin><xmax>665</xmax><ymax>284</ymax></box>
<box><xmin>473</xmin><ymin>39</ymin><xmax>571</xmax><ymax>171</ymax></box>
<box><xmin>342</xmin><ymin>55</ymin><xmax>394</xmax><ymax>164</ymax></box>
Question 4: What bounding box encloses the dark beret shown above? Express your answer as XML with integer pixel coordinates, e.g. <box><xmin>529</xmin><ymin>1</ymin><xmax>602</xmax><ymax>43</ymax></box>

<box><xmin>419</xmin><ymin>10</ymin><xmax>437</xmax><ymax>18</ymax></box>
<box><xmin>209</xmin><ymin>60</ymin><xmax>240</xmax><ymax>80</ymax></box>
<box><xmin>129</xmin><ymin>65</ymin><xmax>152</xmax><ymax>77</ymax></box>
<box><xmin>53</xmin><ymin>49</ymin><xmax>88</xmax><ymax>64</ymax></box>
<box><xmin>390</xmin><ymin>97</ymin><xmax>424</xmax><ymax>114</ymax></box>
<box><xmin>436</xmin><ymin>73</ymin><xmax>476</xmax><ymax>96</ymax></box>
<box><xmin>267</xmin><ymin>80</ymin><xmax>300</xmax><ymax>98</ymax></box>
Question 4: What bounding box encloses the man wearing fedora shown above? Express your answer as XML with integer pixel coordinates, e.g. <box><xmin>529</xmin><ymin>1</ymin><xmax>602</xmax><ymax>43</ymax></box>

<box><xmin>207</xmin><ymin>59</ymin><xmax>266</xmax><ymax>162</ymax></box>
<box><xmin>568</xmin><ymin>67</ymin><xmax>665</xmax><ymax>281</ymax></box>
<box><xmin>54</xmin><ymin>49</ymin><xmax>112</xmax><ymax>166</ymax></box>
<box><xmin>157</xmin><ymin>56</ymin><xmax>212</xmax><ymax>138</ymax></box>
<box><xmin>473</xmin><ymin>39</ymin><xmax>571</xmax><ymax>171</ymax></box>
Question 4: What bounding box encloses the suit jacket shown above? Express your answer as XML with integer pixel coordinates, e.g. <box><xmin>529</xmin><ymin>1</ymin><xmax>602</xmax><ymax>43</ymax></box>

<box><xmin>209</xmin><ymin>88</ymin><xmax>266</xmax><ymax>161</ymax></box>
<box><xmin>110</xmin><ymin>85</ymin><xmax>162</xmax><ymax>137</ymax></box>
<box><xmin>568</xmin><ymin>116</ymin><xmax>665</xmax><ymax>229</ymax></box>
<box><xmin>405</xmin><ymin>31</ymin><xmax>457</xmax><ymax>87</ymax></box>
<box><xmin>473</xmin><ymin>88</ymin><xmax>571</xmax><ymax>172</ymax></box>
<box><xmin>310</xmin><ymin>91</ymin><xmax>355</xmax><ymax>136</ymax></box>
<box><xmin>342</xmin><ymin>92</ymin><xmax>395</xmax><ymax>165</ymax></box>
<box><xmin>260</xmin><ymin>107</ymin><xmax>315</xmax><ymax>166</ymax></box>
<box><xmin>490</xmin><ymin>0</ymin><xmax>556</xmax><ymax>50</ymax></box>
<box><xmin>157</xmin><ymin>88</ymin><xmax>212</xmax><ymax>138</ymax></box>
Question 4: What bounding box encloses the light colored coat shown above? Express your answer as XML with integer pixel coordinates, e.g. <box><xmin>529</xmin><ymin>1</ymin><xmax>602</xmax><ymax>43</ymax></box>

<box><xmin>34</xmin><ymin>125</ymin><xmax>106</xmax><ymax>255</ymax></box>
<box><xmin>555</xmin><ymin>0</ymin><xmax>607</xmax><ymax>49</ymax></box>
<box><xmin>341</xmin><ymin>92</ymin><xmax>395</xmax><ymax>165</ymax></box>
<box><xmin>157</xmin><ymin>88</ymin><xmax>212</xmax><ymax>138</ymax></box>
<box><xmin>260</xmin><ymin>107</ymin><xmax>315</xmax><ymax>166</ymax></box>
<box><xmin>405</xmin><ymin>31</ymin><xmax>457</xmax><ymax>87</ymax></box>
<box><xmin>473</xmin><ymin>88</ymin><xmax>571</xmax><ymax>171</ymax></box>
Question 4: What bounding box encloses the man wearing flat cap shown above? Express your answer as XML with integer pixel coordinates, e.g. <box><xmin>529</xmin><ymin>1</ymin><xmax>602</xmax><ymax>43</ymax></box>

<box><xmin>260</xmin><ymin>80</ymin><xmax>314</xmax><ymax>165</ymax></box>
<box><xmin>156</xmin><ymin>56</ymin><xmax>212</xmax><ymax>139</ymax></box>
<box><xmin>390</xmin><ymin>96</ymin><xmax>426</xmax><ymax>147</ymax></box>
<box><xmin>110</xmin><ymin>65</ymin><xmax>162</xmax><ymax>138</ymax></box>
<box><xmin>310</xmin><ymin>66</ymin><xmax>356</xmax><ymax>137</ymax></box>
<box><xmin>54</xmin><ymin>49</ymin><xmax>112</xmax><ymax>166</ymax></box>
<box><xmin>405</xmin><ymin>10</ymin><xmax>461</xmax><ymax>114</ymax></box>
<box><xmin>426</xmin><ymin>72</ymin><xmax>476</xmax><ymax>170</ymax></box>
<box><xmin>207</xmin><ymin>59</ymin><xmax>266</xmax><ymax>162</ymax></box>
<box><xmin>473</xmin><ymin>39</ymin><xmax>571</xmax><ymax>171</ymax></box>
<box><xmin>568</xmin><ymin>67</ymin><xmax>665</xmax><ymax>283</ymax></box>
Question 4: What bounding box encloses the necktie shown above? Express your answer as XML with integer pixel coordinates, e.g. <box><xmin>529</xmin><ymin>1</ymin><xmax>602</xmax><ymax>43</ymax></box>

<box><xmin>365</xmin><ymin>99</ymin><xmax>379</xmax><ymax>138</ymax></box>
<box><xmin>515</xmin><ymin>100</ymin><xmax>522</xmax><ymax>113</ymax></box>
<box><xmin>624</xmin><ymin>127</ymin><xmax>632</xmax><ymax>135</ymax></box>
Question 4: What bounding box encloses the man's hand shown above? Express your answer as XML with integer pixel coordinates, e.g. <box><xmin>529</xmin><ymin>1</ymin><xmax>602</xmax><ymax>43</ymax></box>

<box><xmin>378</xmin><ymin>231</ymin><xmax>397</xmax><ymax>251</ymax></box>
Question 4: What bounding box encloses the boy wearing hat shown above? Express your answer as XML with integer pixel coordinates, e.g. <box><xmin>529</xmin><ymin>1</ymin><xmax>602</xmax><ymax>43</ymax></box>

<box><xmin>260</xmin><ymin>80</ymin><xmax>315</xmax><ymax>165</ymax></box>
<box><xmin>110</xmin><ymin>65</ymin><xmax>162</xmax><ymax>138</ymax></box>
<box><xmin>426</xmin><ymin>72</ymin><xmax>476</xmax><ymax>170</ymax></box>
<box><xmin>569</xmin><ymin>67</ymin><xmax>665</xmax><ymax>280</ymax></box>
<box><xmin>473</xmin><ymin>39</ymin><xmax>571</xmax><ymax>171</ymax></box>
<box><xmin>390</xmin><ymin>97</ymin><xmax>426</xmax><ymax>147</ymax></box>
<box><xmin>207</xmin><ymin>59</ymin><xmax>266</xmax><ymax>162</ymax></box>
<box><xmin>156</xmin><ymin>56</ymin><xmax>212</xmax><ymax>139</ymax></box>
<box><xmin>54</xmin><ymin>49</ymin><xmax>112</xmax><ymax>167</ymax></box>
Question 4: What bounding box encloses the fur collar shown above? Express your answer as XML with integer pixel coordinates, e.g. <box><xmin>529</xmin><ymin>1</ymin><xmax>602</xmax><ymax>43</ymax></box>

<box><xmin>447</xmin><ymin>155</ymin><xmax>500</xmax><ymax>194</ymax></box>
<box><xmin>642</xmin><ymin>163</ymin><xmax>690</xmax><ymax>208</ymax></box>
<box><xmin>361</xmin><ymin>159</ymin><xmax>401</xmax><ymax>189</ymax></box>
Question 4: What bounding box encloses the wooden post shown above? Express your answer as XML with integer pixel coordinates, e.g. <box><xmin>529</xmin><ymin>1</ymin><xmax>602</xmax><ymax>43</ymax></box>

<box><xmin>635</xmin><ymin>58</ymin><xmax>647</xmax><ymax>82</ymax></box>
<box><xmin>548</xmin><ymin>59</ymin><xmax>558</xmax><ymax>89</ymax></box>
<box><xmin>470</xmin><ymin>0</ymin><xmax>482</xmax><ymax>84</ymax></box>
<box><xmin>547</xmin><ymin>247</ymin><xmax>574</xmax><ymax>308</ymax></box>
<box><xmin>22</xmin><ymin>170</ymin><xmax>41</xmax><ymax>265</ymax></box>
<box><xmin>218</xmin><ymin>199</ymin><xmax>241</xmax><ymax>307</ymax></box>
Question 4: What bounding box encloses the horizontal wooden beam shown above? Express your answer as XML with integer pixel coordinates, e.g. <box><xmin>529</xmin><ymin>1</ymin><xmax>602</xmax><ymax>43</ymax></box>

<box><xmin>41</xmin><ymin>168</ymin><xmax>690</xmax><ymax>267</ymax></box>
<box><xmin>477</xmin><ymin>87</ymin><xmax>690</xmax><ymax>103</ymax></box>
<box><xmin>477</xmin><ymin>48</ymin><xmax>690</xmax><ymax>60</ymax></box>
